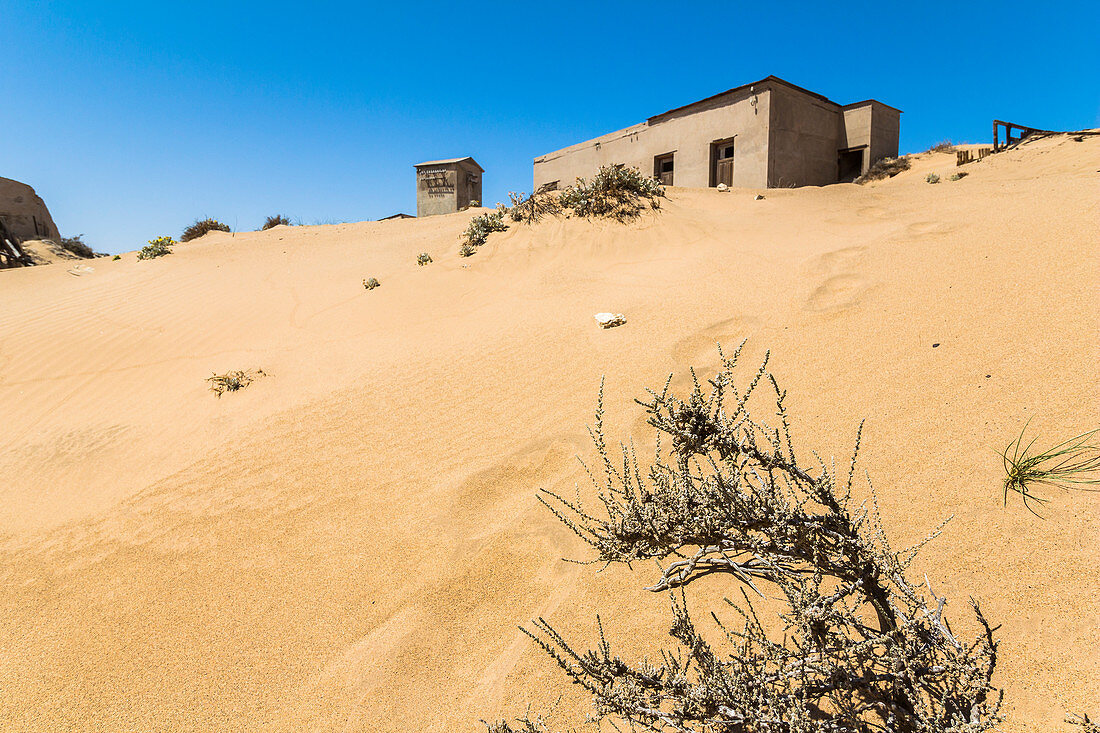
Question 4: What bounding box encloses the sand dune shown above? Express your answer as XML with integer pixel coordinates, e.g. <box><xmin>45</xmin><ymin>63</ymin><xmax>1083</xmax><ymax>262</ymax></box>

<box><xmin>1</xmin><ymin>136</ymin><xmax>1097</xmax><ymax>731</ymax></box>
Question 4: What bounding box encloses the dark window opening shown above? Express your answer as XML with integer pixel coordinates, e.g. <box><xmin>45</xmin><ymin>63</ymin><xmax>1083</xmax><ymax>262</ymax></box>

<box><xmin>837</xmin><ymin>148</ymin><xmax>865</xmax><ymax>183</ymax></box>
<box><xmin>654</xmin><ymin>153</ymin><xmax>675</xmax><ymax>185</ymax></box>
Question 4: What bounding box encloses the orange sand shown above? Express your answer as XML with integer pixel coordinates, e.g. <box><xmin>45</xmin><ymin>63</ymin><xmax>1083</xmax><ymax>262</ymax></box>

<box><xmin>1</xmin><ymin>135</ymin><xmax>1097</xmax><ymax>731</ymax></box>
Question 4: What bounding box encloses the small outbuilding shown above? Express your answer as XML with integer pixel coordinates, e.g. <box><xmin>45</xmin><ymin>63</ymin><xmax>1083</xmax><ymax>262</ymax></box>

<box><xmin>414</xmin><ymin>157</ymin><xmax>483</xmax><ymax>217</ymax></box>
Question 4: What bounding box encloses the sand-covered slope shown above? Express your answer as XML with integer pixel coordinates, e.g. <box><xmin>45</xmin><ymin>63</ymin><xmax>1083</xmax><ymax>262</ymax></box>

<box><xmin>1</xmin><ymin>136</ymin><xmax>1097</xmax><ymax>731</ymax></box>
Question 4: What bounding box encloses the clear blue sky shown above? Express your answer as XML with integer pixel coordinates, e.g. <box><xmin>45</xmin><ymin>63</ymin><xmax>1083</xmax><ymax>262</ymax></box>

<box><xmin>3</xmin><ymin>0</ymin><xmax>1097</xmax><ymax>254</ymax></box>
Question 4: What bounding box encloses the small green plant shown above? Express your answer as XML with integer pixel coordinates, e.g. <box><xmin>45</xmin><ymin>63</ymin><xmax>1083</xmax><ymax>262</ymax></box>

<box><xmin>363</xmin><ymin>277</ymin><xmax>380</xmax><ymax>290</ymax></box>
<box><xmin>950</xmin><ymin>171</ymin><xmax>968</xmax><ymax>181</ymax></box>
<box><xmin>926</xmin><ymin>172</ymin><xmax>941</xmax><ymax>184</ymax></box>
<box><xmin>112</xmin><ymin>254</ymin><xmax>121</xmax><ymax>260</ymax></box>
<box><xmin>458</xmin><ymin>208</ymin><xmax>509</xmax><ymax>257</ymax></box>
<box><xmin>261</xmin><ymin>214</ymin><xmax>291</xmax><ymax>230</ymax></box>
<box><xmin>206</xmin><ymin>368</ymin><xmax>265</xmax><ymax>397</ymax></box>
<box><xmin>137</xmin><ymin>236</ymin><xmax>175</xmax><ymax>259</ymax></box>
<box><xmin>1002</xmin><ymin>423</ymin><xmax>1100</xmax><ymax>516</ymax></box>
<box><xmin>181</xmin><ymin>218</ymin><xmax>231</xmax><ymax>242</ymax></box>
<box><xmin>417</xmin><ymin>252</ymin><xmax>433</xmax><ymax>266</ymax></box>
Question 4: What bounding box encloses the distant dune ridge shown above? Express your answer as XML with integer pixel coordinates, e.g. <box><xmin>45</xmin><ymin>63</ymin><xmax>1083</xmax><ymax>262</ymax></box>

<box><xmin>0</xmin><ymin>136</ymin><xmax>1097</xmax><ymax>731</ymax></box>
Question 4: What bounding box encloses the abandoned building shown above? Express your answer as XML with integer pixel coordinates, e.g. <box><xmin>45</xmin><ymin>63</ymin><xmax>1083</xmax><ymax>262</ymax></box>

<box><xmin>414</xmin><ymin>157</ymin><xmax>483</xmax><ymax>217</ymax></box>
<box><xmin>533</xmin><ymin>76</ymin><xmax>901</xmax><ymax>190</ymax></box>
<box><xmin>1</xmin><ymin>176</ymin><xmax>60</xmax><ymax>242</ymax></box>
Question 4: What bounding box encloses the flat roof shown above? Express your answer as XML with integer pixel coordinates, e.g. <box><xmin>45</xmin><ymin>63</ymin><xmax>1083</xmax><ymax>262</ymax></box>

<box><xmin>414</xmin><ymin>157</ymin><xmax>484</xmax><ymax>171</ymax></box>
<box><xmin>647</xmin><ymin>75</ymin><xmax>901</xmax><ymax>123</ymax></box>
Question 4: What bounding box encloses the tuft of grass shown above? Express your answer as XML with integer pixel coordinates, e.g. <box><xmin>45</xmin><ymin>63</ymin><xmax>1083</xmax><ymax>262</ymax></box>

<box><xmin>855</xmin><ymin>156</ymin><xmax>912</xmax><ymax>184</ymax></box>
<box><xmin>112</xmin><ymin>254</ymin><xmax>121</xmax><ymax>260</ymax></box>
<box><xmin>261</xmin><ymin>214</ymin><xmax>291</xmax><ymax>230</ymax></box>
<box><xmin>926</xmin><ymin>172</ymin><xmax>941</xmax><ymax>184</ymax></box>
<box><xmin>363</xmin><ymin>277</ymin><xmax>380</xmax><ymax>290</ymax></box>
<box><xmin>924</xmin><ymin>140</ymin><xmax>956</xmax><ymax>154</ymax></box>
<box><xmin>206</xmin><ymin>369</ymin><xmax>265</xmax><ymax>397</ymax></box>
<box><xmin>417</xmin><ymin>252</ymin><xmax>433</xmax><ymax>266</ymax></box>
<box><xmin>1002</xmin><ymin>423</ymin><xmax>1100</xmax><ymax>516</ymax></box>
<box><xmin>137</xmin><ymin>236</ymin><xmax>175</xmax><ymax>259</ymax></box>
<box><xmin>950</xmin><ymin>171</ymin><xmax>968</xmax><ymax>181</ymax></box>
<box><xmin>181</xmin><ymin>218</ymin><xmax>231</xmax><ymax>242</ymax></box>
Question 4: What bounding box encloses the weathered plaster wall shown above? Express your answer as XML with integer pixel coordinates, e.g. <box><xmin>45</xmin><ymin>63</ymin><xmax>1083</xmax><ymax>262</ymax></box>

<box><xmin>533</xmin><ymin>88</ymin><xmax>772</xmax><ymax>190</ymax></box>
<box><xmin>454</xmin><ymin>161</ymin><xmax>482</xmax><ymax>210</ymax></box>
<box><xmin>868</xmin><ymin>103</ymin><xmax>901</xmax><ymax>166</ymax></box>
<box><xmin>0</xmin><ymin>177</ymin><xmax>60</xmax><ymax>242</ymax></box>
<box><xmin>416</xmin><ymin>166</ymin><xmax>458</xmax><ymax>217</ymax></box>
<box><xmin>768</xmin><ymin>85</ymin><xmax>840</xmax><ymax>187</ymax></box>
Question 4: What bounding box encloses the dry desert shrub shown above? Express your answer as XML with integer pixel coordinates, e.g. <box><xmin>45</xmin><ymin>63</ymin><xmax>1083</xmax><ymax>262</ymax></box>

<box><xmin>488</xmin><ymin>343</ymin><xmax>1003</xmax><ymax>733</ymax></box>
<box><xmin>855</xmin><ymin>156</ymin><xmax>912</xmax><ymax>184</ymax></box>
<box><xmin>181</xmin><ymin>217</ymin><xmax>231</xmax><ymax>242</ymax></box>
<box><xmin>508</xmin><ymin>183</ymin><xmax>563</xmax><ymax>225</ymax></box>
<box><xmin>206</xmin><ymin>368</ymin><xmax>265</xmax><ymax>397</ymax></box>
<box><xmin>417</xmin><ymin>252</ymin><xmax>433</xmax><ymax>266</ymax></box>
<box><xmin>363</xmin><ymin>277</ymin><xmax>381</xmax><ymax>290</ymax></box>
<box><xmin>1069</xmin><ymin>714</ymin><xmax>1100</xmax><ymax>732</ymax></box>
<box><xmin>924</xmin><ymin>140</ymin><xmax>956</xmax><ymax>154</ymax></box>
<box><xmin>261</xmin><ymin>214</ymin><xmax>291</xmax><ymax>230</ymax></box>
<box><xmin>926</xmin><ymin>172</ymin><xmax>941</xmax><ymax>184</ymax></box>
<box><xmin>459</xmin><ymin>166</ymin><xmax>663</xmax><ymax>257</ymax></box>
<box><xmin>559</xmin><ymin>164</ymin><xmax>664</xmax><ymax>221</ymax></box>
<box><xmin>137</xmin><ymin>236</ymin><xmax>174</xmax><ymax>259</ymax></box>
<box><xmin>459</xmin><ymin>208</ymin><xmax>509</xmax><ymax>257</ymax></box>
<box><xmin>58</xmin><ymin>234</ymin><xmax>101</xmax><ymax>259</ymax></box>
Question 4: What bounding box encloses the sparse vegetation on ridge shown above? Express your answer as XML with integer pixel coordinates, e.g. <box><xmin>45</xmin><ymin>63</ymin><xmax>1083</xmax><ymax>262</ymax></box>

<box><xmin>488</xmin><ymin>344</ymin><xmax>1003</xmax><ymax>733</ymax></box>
<box><xmin>261</xmin><ymin>214</ymin><xmax>291</xmax><ymax>230</ymax></box>
<box><xmin>508</xmin><ymin>183</ymin><xmax>562</xmax><ymax>225</ymax></box>
<box><xmin>181</xmin><ymin>218</ymin><xmax>231</xmax><ymax>242</ymax></box>
<box><xmin>137</xmin><ymin>236</ymin><xmax>175</xmax><ymax>259</ymax></box>
<box><xmin>559</xmin><ymin>164</ymin><xmax>664</xmax><ymax>221</ymax></box>
<box><xmin>459</xmin><ymin>165</ymin><xmax>665</xmax><ymax>257</ymax></box>
<box><xmin>925</xmin><ymin>140</ymin><xmax>956</xmax><ymax>154</ymax></box>
<box><xmin>58</xmin><ymin>234</ymin><xmax>103</xmax><ymax>259</ymax></box>
<box><xmin>855</xmin><ymin>156</ymin><xmax>912</xmax><ymax>184</ymax></box>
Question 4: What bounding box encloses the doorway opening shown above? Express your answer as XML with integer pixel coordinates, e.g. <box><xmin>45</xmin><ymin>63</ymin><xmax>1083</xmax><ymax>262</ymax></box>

<box><xmin>710</xmin><ymin>138</ymin><xmax>736</xmax><ymax>187</ymax></box>
<box><xmin>654</xmin><ymin>153</ymin><xmax>675</xmax><ymax>185</ymax></box>
<box><xmin>837</xmin><ymin>147</ymin><xmax>865</xmax><ymax>183</ymax></box>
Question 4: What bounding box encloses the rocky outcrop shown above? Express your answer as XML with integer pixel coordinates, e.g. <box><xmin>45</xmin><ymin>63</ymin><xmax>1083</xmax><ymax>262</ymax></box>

<box><xmin>0</xmin><ymin>176</ymin><xmax>60</xmax><ymax>243</ymax></box>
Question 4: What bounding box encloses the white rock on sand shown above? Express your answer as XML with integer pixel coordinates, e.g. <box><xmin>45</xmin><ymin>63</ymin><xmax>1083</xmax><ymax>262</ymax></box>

<box><xmin>594</xmin><ymin>312</ymin><xmax>626</xmax><ymax>328</ymax></box>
